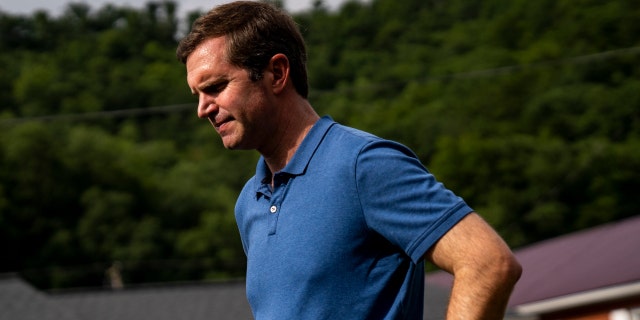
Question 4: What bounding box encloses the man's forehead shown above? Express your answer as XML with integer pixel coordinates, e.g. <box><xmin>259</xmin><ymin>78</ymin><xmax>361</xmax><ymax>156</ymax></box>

<box><xmin>186</xmin><ymin>38</ymin><xmax>227</xmax><ymax>77</ymax></box>
<box><xmin>187</xmin><ymin>37</ymin><xmax>226</xmax><ymax>65</ymax></box>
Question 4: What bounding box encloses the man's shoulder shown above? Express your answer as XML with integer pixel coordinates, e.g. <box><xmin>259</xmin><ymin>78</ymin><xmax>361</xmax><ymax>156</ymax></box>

<box><xmin>330</xmin><ymin>122</ymin><xmax>379</xmax><ymax>139</ymax></box>
<box><xmin>323</xmin><ymin>122</ymin><xmax>384</xmax><ymax>150</ymax></box>
<box><xmin>326</xmin><ymin>123</ymin><xmax>418</xmax><ymax>159</ymax></box>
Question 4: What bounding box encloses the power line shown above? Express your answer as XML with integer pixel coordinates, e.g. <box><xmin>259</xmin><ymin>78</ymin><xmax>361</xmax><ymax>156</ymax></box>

<box><xmin>309</xmin><ymin>45</ymin><xmax>640</xmax><ymax>96</ymax></box>
<box><xmin>0</xmin><ymin>103</ymin><xmax>194</xmax><ymax>126</ymax></box>
<box><xmin>429</xmin><ymin>45</ymin><xmax>640</xmax><ymax>81</ymax></box>
<box><xmin>2</xmin><ymin>45</ymin><xmax>640</xmax><ymax>125</ymax></box>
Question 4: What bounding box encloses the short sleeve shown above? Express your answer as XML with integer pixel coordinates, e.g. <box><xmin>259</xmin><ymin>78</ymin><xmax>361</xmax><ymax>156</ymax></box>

<box><xmin>355</xmin><ymin>140</ymin><xmax>473</xmax><ymax>263</ymax></box>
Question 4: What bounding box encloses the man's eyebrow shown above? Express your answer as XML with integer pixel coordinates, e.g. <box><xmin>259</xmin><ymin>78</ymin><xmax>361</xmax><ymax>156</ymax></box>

<box><xmin>198</xmin><ymin>76</ymin><xmax>228</xmax><ymax>90</ymax></box>
<box><xmin>190</xmin><ymin>75</ymin><xmax>225</xmax><ymax>96</ymax></box>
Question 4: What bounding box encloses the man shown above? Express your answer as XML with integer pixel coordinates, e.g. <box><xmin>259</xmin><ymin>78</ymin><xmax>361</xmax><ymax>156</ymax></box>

<box><xmin>177</xmin><ymin>1</ymin><xmax>521</xmax><ymax>319</ymax></box>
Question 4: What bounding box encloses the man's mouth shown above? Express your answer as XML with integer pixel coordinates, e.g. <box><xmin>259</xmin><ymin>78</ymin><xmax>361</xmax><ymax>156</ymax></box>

<box><xmin>212</xmin><ymin>117</ymin><xmax>231</xmax><ymax>133</ymax></box>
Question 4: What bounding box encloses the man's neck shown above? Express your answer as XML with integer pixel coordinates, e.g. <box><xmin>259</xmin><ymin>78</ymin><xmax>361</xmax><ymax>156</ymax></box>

<box><xmin>261</xmin><ymin>102</ymin><xmax>319</xmax><ymax>177</ymax></box>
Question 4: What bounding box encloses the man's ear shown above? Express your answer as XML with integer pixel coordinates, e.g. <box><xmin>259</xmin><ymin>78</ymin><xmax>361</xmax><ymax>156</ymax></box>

<box><xmin>268</xmin><ymin>53</ymin><xmax>290</xmax><ymax>95</ymax></box>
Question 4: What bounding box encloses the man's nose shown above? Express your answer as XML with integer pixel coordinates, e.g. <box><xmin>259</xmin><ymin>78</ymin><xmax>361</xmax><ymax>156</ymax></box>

<box><xmin>197</xmin><ymin>96</ymin><xmax>217</xmax><ymax>119</ymax></box>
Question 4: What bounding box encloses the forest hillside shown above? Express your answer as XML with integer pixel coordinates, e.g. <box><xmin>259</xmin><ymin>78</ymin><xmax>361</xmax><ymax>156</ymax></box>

<box><xmin>1</xmin><ymin>0</ymin><xmax>638</xmax><ymax>289</ymax></box>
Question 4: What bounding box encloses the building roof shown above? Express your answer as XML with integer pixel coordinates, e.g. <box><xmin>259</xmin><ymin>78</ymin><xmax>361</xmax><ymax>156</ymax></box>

<box><xmin>7</xmin><ymin>216</ymin><xmax>636</xmax><ymax>319</ymax></box>
<box><xmin>510</xmin><ymin>215</ymin><xmax>640</xmax><ymax>305</ymax></box>
<box><xmin>1</xmin><ymin>273</ymin><xmax>452</xmax><ymax>320</ymax></box>
<box><xmin>427</xmin><ymin>214</ymin><xmax>640</xmax><ymax>316</ymax></box>
<box><xmin>0</xmin><ymin>274</ymin><xmax>81</xmax><ymax>320</ymax></box>
<box><xmin>51</xmin><ymin>279</ymin><xmax>252</xmax><ymax>320</ymax></box>
<box><xmin>0</xmin><ymin>275</ymin><xmax>252</xmax><ymax>320</ymax></box>
<box><xmin>424</xmin><ymin>279</ymin><xmax>451</xmax><ymax>319</ymax></box>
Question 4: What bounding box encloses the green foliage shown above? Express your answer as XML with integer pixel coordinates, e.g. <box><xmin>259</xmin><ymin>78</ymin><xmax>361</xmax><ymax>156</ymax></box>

<box><xmin>0</xmin><ymin>0</ymin><xmax>638</xmax><ymax>288</ymax></box>
<box><xmin>301</xmin><ymin>0</ymin><xmax>640</xmax><ymax>250</ymax></box>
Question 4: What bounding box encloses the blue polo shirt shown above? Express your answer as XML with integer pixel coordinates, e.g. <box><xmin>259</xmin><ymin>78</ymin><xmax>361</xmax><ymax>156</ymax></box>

<box><xmin>235</xmin><ymin>116</ymin><xmax>472</xmax><ymax>319</ymax></box>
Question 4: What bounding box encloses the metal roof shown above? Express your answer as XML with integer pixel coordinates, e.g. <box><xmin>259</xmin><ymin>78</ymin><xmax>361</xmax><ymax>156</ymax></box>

<box><xmin>427</xmin><ymin>215</ymin><xmax>640</xmax><ymax>315</ymax></box>
<box><xmin>51</xmin><ymin>279</ymin><xmax>252</xmax><ymax>320</ymax></box>
<box><xmin>1</xmin><ymin>274</ymin><xmax>452</xmax><ymax>320</ymax></box>
<box><xmin>8</xmin><ymin>216</ymin><xmax>637</xmax><ymax>320</ymax></box>
<box><xmin>0</xmin><ymin>275</ymin><xmax>81</xmax><ymax>320</ymax></box>
<box><xmin>509</xmin><ymin>214</ymin><xmax>640</xmax><ymax>307</ymax></box>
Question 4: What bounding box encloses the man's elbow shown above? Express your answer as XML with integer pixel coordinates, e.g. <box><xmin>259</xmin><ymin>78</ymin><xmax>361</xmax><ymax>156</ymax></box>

<box><xmin>496</xmin><ymin>252</ymin><xmax>522</xmax><ymax>287</ymax></box>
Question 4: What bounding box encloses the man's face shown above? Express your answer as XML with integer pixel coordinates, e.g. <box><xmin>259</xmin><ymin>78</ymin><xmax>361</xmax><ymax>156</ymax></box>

<box><xmin>186</xmin><ymin>36</ymin><xmax>272</xmax><ymax>150</ymax></box>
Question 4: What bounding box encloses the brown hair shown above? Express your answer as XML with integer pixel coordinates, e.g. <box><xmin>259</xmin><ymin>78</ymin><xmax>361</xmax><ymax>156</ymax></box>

<box><xmin>176</xmin><ymin>1</ymin><xmax>309</xmax><ymax>98</ymax></box>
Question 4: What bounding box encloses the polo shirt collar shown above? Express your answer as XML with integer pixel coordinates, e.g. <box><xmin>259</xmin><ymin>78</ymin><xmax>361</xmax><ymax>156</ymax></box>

<box><xmin>254</xmin><ymin>115</ymin><xmax>335</xmax><ymax>190</ymax></box>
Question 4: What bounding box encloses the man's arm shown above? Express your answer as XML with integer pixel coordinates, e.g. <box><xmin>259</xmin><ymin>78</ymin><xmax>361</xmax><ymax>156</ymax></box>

<box><xmin>425</xmin><ymin>212</ymin><xmax>522</xmax><ymax>320</ymax></box>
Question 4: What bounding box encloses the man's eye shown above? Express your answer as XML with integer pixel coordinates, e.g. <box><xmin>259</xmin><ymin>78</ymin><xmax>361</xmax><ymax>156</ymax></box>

<box><xmin>204</xmin><ymin>82</ymin><xmax>227</xmax><ymax>94</ymax></box>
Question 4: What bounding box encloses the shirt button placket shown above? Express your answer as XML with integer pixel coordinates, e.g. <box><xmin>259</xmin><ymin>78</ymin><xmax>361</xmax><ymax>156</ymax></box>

<box><xmin>268</xmin><ymin>202</ymin><xmax>279</xmax><ymax>235</ymax></box>
<box><xmin>268</xmin><ymin>174</ymin><xmax>289</xmax><ymax>236</ymax></box>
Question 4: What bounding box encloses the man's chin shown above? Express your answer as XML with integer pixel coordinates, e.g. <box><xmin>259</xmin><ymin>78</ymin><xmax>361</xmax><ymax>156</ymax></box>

<box><xmin>221</xmin><ymin>141</ymin><xmax>237</xmax><ymax>150</ymax></box>
<box><xmin>221</xmin><ymin>139</ymin><xmax>249</xmax><ymax>151</ymax></box>
<box><xmin>224</xmin><ymin>145</ymin><xmax>239</xmax><ymax>150</ymax></box>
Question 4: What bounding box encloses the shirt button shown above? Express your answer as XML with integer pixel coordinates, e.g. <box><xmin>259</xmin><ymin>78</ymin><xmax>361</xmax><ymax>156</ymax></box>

<box><xmin>270</xmin><ymin>205</ymin><xmax>277</xmax><ymax>213</ymax></box>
